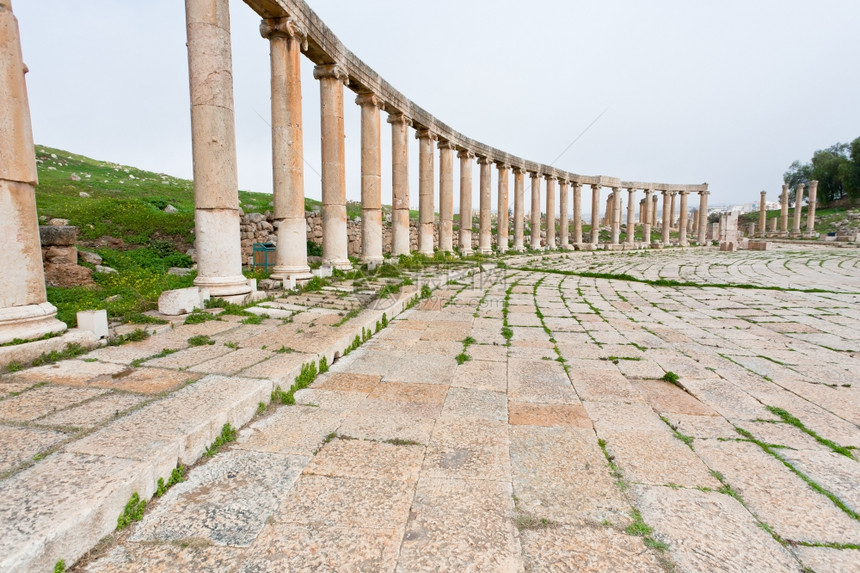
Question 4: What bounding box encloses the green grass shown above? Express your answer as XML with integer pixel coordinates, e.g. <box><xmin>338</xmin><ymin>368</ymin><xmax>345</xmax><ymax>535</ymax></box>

<box><xmin>187</xmin><ymin>334</ymin><xmax>214</xmax><ymax>347</ymax></box>
<box><xmin>204</xmin><ymin>423</ymin><xmax>237</xmax><ymax>457</ymax></box>
<box><xmin>766</xmin><ymin>406</ymin><xmax>854</xmax><ymax>458</ymax></box>
<box><xmin>116</xmin><ymin>492</ymin><xmax>146</xmax><ymax>530</ymax></box>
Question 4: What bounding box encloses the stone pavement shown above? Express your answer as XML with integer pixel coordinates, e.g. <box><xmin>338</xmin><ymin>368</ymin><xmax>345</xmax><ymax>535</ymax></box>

<box><xmin>3</xmin><ymin>247</ymin><xmax>860</xmax><ymax>572</ymax></box>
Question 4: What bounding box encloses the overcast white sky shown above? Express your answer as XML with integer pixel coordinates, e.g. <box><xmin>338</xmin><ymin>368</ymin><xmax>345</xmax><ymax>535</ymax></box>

<box><xmin>15</xmin><ymin>1</ymin><xmax>860</xmax><ymax>213</ymax></box>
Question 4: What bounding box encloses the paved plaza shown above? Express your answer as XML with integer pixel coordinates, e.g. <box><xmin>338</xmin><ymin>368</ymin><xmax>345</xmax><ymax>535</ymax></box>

<box><xmin>2</xmin><ymin>245</ymin><xmax>860</xmax><ymax>572</ymax></box>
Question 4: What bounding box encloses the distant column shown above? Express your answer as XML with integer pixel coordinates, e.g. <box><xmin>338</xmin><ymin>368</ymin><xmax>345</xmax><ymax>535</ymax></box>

<box><xmin>437</xmin><ymin>140</ymin><xmax>456</xmax><ymax>253</ymax></box>
<box><xmin>610</xmin><ymin>188</ymin><xmax>621</xmax><ymax>244</ymax></box>
<box><xmin>478</xmin><ymin>156</ymin><xmax>493</xmax><ymax>254</ymax></box>
<box><xmin>530</xmin><ymin>172</ymin><xmax>542</xmax><ymax>249</ymax></box>
<box><xmin>545</xmin><ymin>175</ymin><xmax>556</xmax><ymax>249</ymax></box>
<box><xmin>187</xmin><ymin>0</ymin><xmax>251</xmax><ymax>298</ymax></box>
<box><xmin>669</xmin><ymin>191</ymin><xmax>677</xmax><ymax>230</ymax></box>
<box><xmin>416</xmin><ymin>128</ymin><xmax>437</xmax><ymax>256</ymax></box>
<box><xmin>559</xmin><ymin>179</ymin><xmax>569</xmax><ymax>248</ymax></box>
<box><xmin>604</xmin><ymin>194</ymin><xmax>612</xmax><ymax>227</ymax></box>
<box><xmin>779</xmin><ymin>184</ymin><xmax>789</xmax><ymax>236</ymax></box>
<box><xmin>643</xmin><ymin>189</ymin><xmax>653</xmax><ymax>244</ymax></box>
<box><xmin>355</xmin><ymin>92</ymin><xmax>384</xmax><ymax>265</ymax></box>
<box><xmin>793</xmin><ymin>183</ymin><xmax>805</xmax><ymax>235</ymax></box>
<box><xmin>697</xmin><ymin>191</ymin><xmax>709</xmax><ymax>244</ymax></box>
<box><xmin>388</xmin><ymin>113</ymin><xmax>411</xmax><ymax>255</ymax></box>
<box><xmin>458</xmin><ymin>150</ymin><xmax>474</xmax><ymax>255</ymax></box>
<box><xmin>496</xmin><ymin>162</ymin><xmax>510</xmax><ymax>252</ymax></box>
<box><xmin>651</xmin><ymin>195</ymin><xmax>659</xmax><ymax>227</ymax></box>
<box><xmin>590</xmin><ymin>184</ymin><xmax>601</xmax><ymax>245</ymax></box>
<box><xmin>314</xmin><ymin>64</ymin><xmax>351</xmax><ymax>269</ymax></box>
<box><xmin>806</xmin><ymin>180</ymin><xmax>819</xmax><ymax>236</ymax></box>
<box><xmin>661</xmin><ymin>191</ymin><xmax>671</xmax><ymax>245</ymax></box>
<box><xmin>626</xmin><ymin>188</ymin><xmax>636</xmax><ymax>245</ymax></box>
<box><xmin>512</xmin><ymin>167</ymin><xmax>525</xmax><ymax>250</ymax></box>
<box><xmin>0</xmin><ymin>0</ymin><xmax>67</xmax><ymax>343</ymax></box>
<box><xmin>262</xmin><ymin>17</ymin><xmax>313</xmax><ymax>280</ymax></box>
<box><xmin>572</xmin><ymin>183</ymin><xmax>583</xmax><ymax>246</ymax></box>
<box><xmin>678</xmin><ymin>191</ymin><xmax>689</xmax><ymax>246</ymax></box>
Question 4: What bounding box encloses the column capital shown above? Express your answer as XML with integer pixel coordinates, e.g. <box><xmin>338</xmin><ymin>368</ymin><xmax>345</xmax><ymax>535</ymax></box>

<box><xmin>495</xmin><ymin>161</ymin><xmax>510</xmax><ymax>170</ymax></box>
<box><xmin>512</xmin><ymin>166</ymin><xmax>525</xmax><ymax>174</ymax></box>
<box><xmin>387</xmin><ymin>112</ymin><xmax>412</xmax><ymax>127</ymax></box>
<box><xmin>678</xmin><ymin>189</ymin><xmax>688</xmax><ymax>196</ymax></box>
<box><xmin>437</xmin><ymin>139</ymin><xmax>457</xmax><ymax>150</ymax></box>
<box><xmin>627</xmin><ymin>187</ymin><xmax>636</xmax><ymax>193</ymax></box>
<box><xmin>669</xmin><ymin>190</ymin><xmax>678</xmax><ymax>196</ymax></box>
<box><xmin>699</xmin><ymin>190</ymin><xmax>710</xmax><ymax>196</ymax></box>
<box><xmin>415</xmin><ymin>128</ymin><xmax>437</xmax><ymax>141</ymax></box>
<box><xmin>530</xmin><ymin>171</ymin><xmax>542</xmax><ymax>179</ymax></box>
<box><xmin>457</xmin><ymin>149</ymin><xmax>475</xmax><ymax>159</ymax></box>
<box><xmin>571</xmin><ymin>181</ymin><xmax>582</xmax><ymax>189</ymax></box>
<box><xmin>760</xmin><ymin>190</ymin><xmax>767</xmax><ymax>196</ymax></box>
<box><xmin>591</xmin><ymin>183</ymin><xmax>601</xmax><ymax>190</ymax></box>
<box><xmin>355</xmin><ymin>91</ymin><xmax>384</xmax><ymax>109</ymax></box>
<box><xmin>313</xmin><ymin>63</ymin><xmax>348</xmax><ymax>84</ymax></box>
<box><xmin>661</xmin><ymin>189</ymin><xmax>668</xmax><ymax>196</ymax></box>
<box><xmin>476</xmin><ymin>155</ymin><xmax>493</xmax><ymax>165</ymax></box>
<box><xmin>260</xmin><ymin>17</ymin><xmax>308</xmax><ymax>50</ymax></box>
<box><xmin>544</xmin><ymin>174</ymin><xmax>557</xmax><ymax>182</ymax></box>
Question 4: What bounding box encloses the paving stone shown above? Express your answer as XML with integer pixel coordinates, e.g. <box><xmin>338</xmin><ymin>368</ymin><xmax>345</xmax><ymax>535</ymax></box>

<box><xmin>235</xmin><ymin>405</ymin><xmax>343</xmax><ymax>457</ymax></box>
<box><xmin>0</xmin><ymin>385</ymin><xmax>107</xmax><ymax>422</ymax></box>
<box><xmin>380</xmin><ymin>353</ymin><xmax>458</xmax><ymax>385</ymax></box>
<box><xmin>315</xmin><ymin>372</ymin><xmax>381</xmax><ymax>394</ymax></box>
<box><xmin>695</xmin><ymin>439</ymin><xmax>860</xmax><ymax>544</ymax></box>
<box><xmin>571</xmin><ymin>369</ymin><xmax>643</xmax><ymax>403</ymax></box>
<box><xmin>397</xmin><ymin>477</ymin><xmax>521</xmax><ymax>573</ymax></box>
<box><xmin>508</xmin><ymin>358</ymin><xmax>578</xmax><ymax>404</ymax></box>
<box><xmin>777</xmin><ymin>448</ymin><xmax>860</xmax><ymax>515</ymax></box>
<box><xmin>84</xmin><ymin>544</ymin><xmax>245</xmax><ymax>572</ymax></box>
<box><xmin>422</xmin><ymin>417</ymin><xmax>511</xmax><ymax>481</ymax></box>
<box><xmin>142</xmin><ymin>343</ymin><xmax>234</xmax><ymax>369</ymax></box>
<box><xmin>189</xmin><ymin>348</ymin><xmax>273</xmax><ymax>375</ymax></box>
<box><xmin>0</xmin><ymin>380</ymin><xmax>36</xmax><ymax>399</ymax></box>
<box><xmin>520</xmin><ymin>524</ymin><xmax>664</xmax><ymax>572</ymax></box>
<box><xmin>238</xmin><ymin>350</ymin><xmax>313</xmax><ymax>385</ymax></box>
<box><xmin>130</xmin><ymin>450</ymin><xmax>308</xmax><ymax>546</ymax></box>
<box><xmin>11</xmin><ymin>359</ymin><xmax>128</xmax><ymax>385</ymax></box>
<box><xmin>661</xmin><ymin>413</ymin><xmax>738</xmax><ymax>439</ymax></box>
<box><xmin>632</xmin><ymin>378</ymin><xmax>717</xmax><ymax>415</ymax></box>
<box><xmin>792</xmin><ymin>545</ymin><xmax>860</xmax><ymax>573</ymax></box>
<box><xmin>336</xmin><ymin>410</ymin><xmax>435</xmax><ymax>445</ymax></box>
<box><xmin>441</xmin><ymin>387</ymin><xmax>507</xmax><ymax>421</ymax></box>
<box><xmin>89</xmin><ymin>366</ymin><xmax>202</xmax><ymax>394</ymax></box>
<box><xmin>0</xmin><ymin>425</ymin><xmax>67</xmax><ymax>473</ymax></box>
<box><xmin>304</xmin><ymin>437</ymin><xmax>423</xmax><ymax>482</ymax></box>
<box><xmin>508</xmin><ymin>402</ymin><xmax>592</xmax><ymax>428</ymax></box>
<box><xmin>634</xmin><ymin>485</ymin><xmax>801</xmax><ymax>573</ymax></box>
<box><xmin>37</xmin><ymin>392</ymin><xmax>147</xmax><ymax>429</ymax></box>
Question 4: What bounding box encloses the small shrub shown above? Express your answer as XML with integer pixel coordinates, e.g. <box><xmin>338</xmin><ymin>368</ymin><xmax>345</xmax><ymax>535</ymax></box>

<box><xmin>455</xmin><ymin>352</ymin><xmax>471</xmax><ymax>365</ymax></box>
<box><xmin>662</xmin><ymin>371</ymin><xmax>680</xmax><ymax>385</ymax></box>
<box><xmin>204</xmin><ymin>423</ymin><xmax>237</xmax><ymax>457</ymax></box>
<box><xmin>187</xmin><ymin>334</ymin><xmax>214</xmax><ymax>347</ymax></box>
<box><xmin>116</xmin><ymin>492</ymin><xmax>146</xmax><ymax>530</ymax></box>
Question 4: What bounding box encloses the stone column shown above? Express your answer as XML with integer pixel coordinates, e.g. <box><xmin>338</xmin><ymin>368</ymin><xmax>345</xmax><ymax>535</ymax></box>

<box><xmin>186</xmin><ymin>0</ymin><xmax>251</xmax><ymax>298</ymax></box>
<box><xmin>416</xmin><ymin>128</ymin><xmax>437</xmax><ymax>256</ymax></box>
<box><xmin>669</xmin><ymin>191</ymin><xmax>677</xmax><ymax>230</ymax></box>
<box><xmin>626</xmin><ymin>188</ymin><xmax>636</xmax><ymax>245</ymax></box>
<box><xmin>661</xmin><ymin>191</ymin><xmax>671</xmax><ymax>245</ymax></box>
<box><xmin>354</xmin><ymin>92</ymin><xmax>385</xmax><ymax>265</ymax></box>
<box><xmin>697</xmin><ymin>191</ymin><xmax>709</xmax><ymax>244</ymax></box>
<box><xmin>651</xmin><ymin>195</ymin><xmax>659</xmax><ymax>227</ymax></box>
<box><xmin>437</xmin><ymin>140</ymin><xmax>455</xmax><ymax>253</ymax></box>
<box><xmin>261</xmin><ymin>18</ymin><xmax>312</xmax><ymax>280</ymax></box>
<box><xmin>496</xmin><ymin>162</ymin><xmax>510</xmax><ymax>252</ymax></box>
<box><xmin>780</xmin><ymin>184</ymin><xmax>789</xmax><ymax>236</ymax></box>
<box><xmin>388</xmin><ymin>113</ymin><xmax>411</xmax><ymax>255</ymax></box>
<box><xmin>314</xmin><ymin>64</ymin><xmax>351</xmax><ymax>269</ymax></box>
<box><xmin>478</xmin><ymin>156</ymin><xmax>493</xmax><ymax>254</ymax></box>
<box><xmin>758</xmin><ymin>191</ymin><xmax>767</xmax><ymax>237</ymax></box>
<box><xmin>0</xmin><ymin>0</ymin><xmax>67</xmax><ymax>343</ymax></box>
<box><xmin>769</xmin><ymin>217</ymin><xmax>777</xmax><ymax>233</ymax></box>
<box><xmin>545</xmin><ymin>175</ymin><xmax>556</xmax><ymax>249</ymax></box>
<box><xmin>604</xmin><ymin>195</ymin><xmax>613</xmax><ymax>227</ymax></box>
<box><xmin>458</xmin><ymin>150</ymin><xmax>474</xmax><ymax>255</ymax></box>
<box><xmin>590</xmin><ymin>184</ymin><xmax>601</xmax><ymax>245</ymax></box>
<box><xmin>806</xmin><ymin>180</ymin><xmax>818</xmax><ymax>235</ymax></box>
<box><xmin>678</xmin><ymin>191</ymin><xmax>689</xmax><ymax>246</ymax></box>
<box><xmin>793</xmin><ymin>183</ymin><xmax>805</xmax><ymax>235</ymax></box>
<box><xmin>512</xmin><ymin>167</ymin><xmax>525</xmax><ymax>250</ymax></box>
<box><xmin>643</xmin><ymin>189</ymin><xmax>653</xmax><ymax>244</ymax></box>
<box><xmin>558</xmin><ymin>179</ymin><xmax>569</xmax><ymax>248</ymax></box>
<box><xmin>610</xmin><ymin>188</ymin><xmax>621</xmax><ymax>245</ymax></box>
<box><xmin>530</xmin><ymin>172</ymin><xmax>542</xmax><ymax>249</ymax></box>
<box><xmin>572</xmin><ymin>183</ymin><xmax>583</xmax><ymax>246</ymax></box>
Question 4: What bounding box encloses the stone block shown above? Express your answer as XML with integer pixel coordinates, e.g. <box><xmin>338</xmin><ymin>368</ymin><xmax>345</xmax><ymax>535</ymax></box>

<box><xmin>76</xmin><ymin>310</ymin><xmax>109</xmax><ymax>339</ymax></box>
<box><xmin>158</xmin><ymin>287</ymin><xmax>205</xmax><ymax>316</ymax></box>
<box><xmin>39</xmin><ymin>225</ymin><xmax>77</xmax><ymax>246</ymax></box>
<box><xmin>43</xmin><ymin>245</ymin><xmax>77</xmax><ymax>265</ymax></box>
<box><xmin>78</xmin><ymin>250</ymin><xmax>102</xmax><ymax>265</ymax></box>
<box><xmin>748</xmin><ymin>240</ymin><xmax>770</xmax><ymax>251</ymax></box>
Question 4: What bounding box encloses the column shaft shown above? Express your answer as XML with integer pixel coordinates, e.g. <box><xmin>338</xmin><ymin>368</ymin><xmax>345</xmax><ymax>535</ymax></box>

<box><xmin>669</xmin><ymin>192</ymin><xmax>677</xmax><ymax>229</ymax></box>
<box><xmin>187</xmin><ymin>0</ymin><xmax>250</xmax><ymax>297</ymax></box>
<box><xmin>438</xmin><ymin>141</ymin><xmax>455</xmax><ymax>253</ymax></box>
<box><xmin>590</xmin><ymin>184</ymin><xmax>600</xmax><ymax>244</ymax></box>
<box><xmin>458</xmin><ymin>150</ymin><xmax>474</xmax><ymax>255</ymax></box>
<box><xmin>610</xmin><ymin>188</ymin><xmax>621</xmax><ymax>244</ymax></box>
<box><xmin>697</xmin><ymin>191</ymin><xmax>709</xmax><ymax>244</ymax></box>
<box><xmin>807</xmin><ymin>180</ymin><xmax>818</xmax><ymax>235</ymax></box>
<box><xmin>661</xmin><ymin>191</ymin><xmax>671</xmax><ymax>245</ymax></box>
<box><xmin>356</xmin><ymin>92</ymin><xmax>383</xmax><ymax>264</ymax></box>
<box><xmin>496</xmin><ymin>163</ymin><xmax>510</xmax><ymax>252</ymax></box>
<box><xmin>572</xmin><ymin>183</ymin><xmax>582</xmax><ymax>245</ymax></box>
<box><xmin>314</xmin><ymin>64</ymin><xmax>350</xmax><ymax>269</ymax></box>
<box><xmin>389</xmin><ymin>113</ymin><xmax>411</xmax><ymax>255</ymax></box>
<box><xmin>478</xmin><ymin>157</ymin><xmax>493</xmax><ymax>254</ymax></box>
<box><xmin>626</xmin><ymin>188</ymin><xmax>635</xmax><ymax>244</ymax></box>
<box><xmin>793</xmin><ymin>183</ymin><xmax>805</xmax><ymax>234</ymax></box>
<box><xmin>678</xmin><ymin>191</ymin><xmax>689</xmax><ymax>246</ymax></box>
<box><xmin>530</xmin><ymin>173</ymin><xmax>542</xmax><ymax>249</ymax></box>
<box><xmin>780</xmin><ymin>184</ymin><xmax>789</xmax><ymax>235</ymax></box>
<box><xmin>559</xmin><ymin>180</ymin><xmax>569</xmax><ymax>248</ymax></box>
<box><xmin>758</xmin><ymin>191</ymin><xmax>767</xmax><ymax>237</ymax></box>
<box><xmin>651</xmin><ymin>196</ymin><xmax>659</xmax><ymax>227</ymax></box>
<box><xmin>545</xmin><ymin>176</ymin><xmax>556</xmax><ymax>249</ymax></box>
<box><xmin>512</xmin><ymin>167</ymin><xmax>525</xmax><ymax>250</ymax></box>
<box><xmin>416</xmin><ymin>129</ymin><xmax>437</xmax><ymax>256</ymax></box>
<box><xmin>643</xmin><ymin>190</ymin><xmax>652</xmax><ymax>244</ymax></box>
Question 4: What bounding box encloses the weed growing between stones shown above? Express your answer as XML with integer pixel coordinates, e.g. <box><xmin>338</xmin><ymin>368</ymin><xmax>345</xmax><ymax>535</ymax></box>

<box><xmin>660</xmin><ymin>416</ymin><xmax>694</xmax><ymax>448</ymax></box>
<box><xmin>333</xmin><ymin>307</ymin><xmax>361</xmax><ymax>327</ymax></box>
<box><xmin>116</xmin><ymin>492</ymin><xmax>146</xmax><ymax>530</ymax></box>
<box><xmin>183</xmin><ymin>310</ymin><xmax>219</xmax><ymax>325</ymax></box>
<box><xmin>155</xmin><ymin>465</ymin><xmax>186</xmax><ymax>497</ymax></box>
<box><xmin>29</xmin><ymin>343</ymin><xmax>90</xmax><ymax>368</ymax></box>
<box><xmin>109</xmin><ymin>328</ymin><xmax>151</xmax><ymax>346</ymax></box>
<box><xmin>597</xmin><ymin>438</ymin><xmax>628</xmax><ymax>491</ymax></box>
<box><xmin>624</xmin><ymin>509</ymin><xmax>667</xmax><ymax>552</ymax></box>
<box><xmin>54</xmin><ymin>559</ymin><xmax>65</xmax><ymax>573</ymax></box>
<box><xmin>383</xmin><ymin>438</ymin><xmax>422</xmax><ymax>446</ymax></box>
<box><xmin>187</xmin><ymin>334</ymin><xmax>214</xmax><ymax>347</ymax></box>
<box><xmin>662</xmin><ymin>371</ymin><xmax>681</xmax><ymax>386</ymax></box>
<box><xmin>204</xmin><ymin>423</ymin><xmax>237</xmax><ymax>457</ymax></box>
<box><xmin>131</xmin><ymin>348</ymin><xmax>176</xmax><ymax>367</ymax></box>
<box><xmin>241</xmin><ymin>314</ymin><xmax>266</xmax><ymax>325</ymax></box>
<box><xmin>766</xmin><ymin>406</ymin><xmax>854</xmax><ymax>458</ymax></box>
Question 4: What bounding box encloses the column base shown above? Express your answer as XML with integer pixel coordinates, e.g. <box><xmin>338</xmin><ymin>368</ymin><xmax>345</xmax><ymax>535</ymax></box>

<box><xmin>194</xmin><ymin>274</ymin><xmax>253</xmax><ymax>298</ymax></box>
<box><xmin>0</xmin><ymin>302</ymin><xmax>68</xmax><ymax>345</ymax></box>
<box><xmin>270</xmin><ymin>265</ymin><xmax>314</xmax><ymax>281</ymax></box>
<box><xmin>479</xmin><ymin>248</ymin><xmax>493</xmax><ymax>255</ymax></box>
<box><xmin>324</xmin><ymin>258</ymin><xmax>353</xmax><ymax>271</ymax></box>
<box><xmin>361</xmin><ymin>255</ymin><xmax>385</xmax><ymax>265</ymax></box>
<box><xmin>512</xmin><ymin>242</ymin><xmax>524</xmax><ymax>251</ymax></box>
<box><xmin>418</xmin><ymin>249</ymin><xmax>434</xmax><ymax>257</ymax></box>
<box><xmin>460</xmin><ymin>249</ymin><xmax>473</xmax><ymax>257</ymax></box>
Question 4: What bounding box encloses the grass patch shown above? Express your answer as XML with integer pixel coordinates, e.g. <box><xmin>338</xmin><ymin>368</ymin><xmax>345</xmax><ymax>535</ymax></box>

<box><xmin>131</xmin><ymin>347</ymin><xmax>176</xmax><ymax>367</ymax></box>
<box><xmin>204</xmin><ymin>423</ymin><xmax>237</xmax><ymax>457</ymax></box>
<box><xmin>383</xmin><ymin>438</ymin><xmax>423</xmax><ymax>446</ymax></box>
<box><xmin>662</xmin><ymin>371</ymin><xmax>680</xmax><ymax>386</ymax></box>
<box><xmin>333</xmin><ymin>307</ymin><xmax>361</xmax><ymax>327</ymax></box>
<box><xmin>183</xmin><ymin>311</ymin><xmax>218</xmax><ymax>325</ymax></box>
<box><xmin>29</xmin><ymin>342</ymin><xmax>90</xmax><ymax>367</ymax></box>
<box><xmin>187</xmin><ymin>334</ymin><xmax>214</xmax><ymax>347</ymax></box>
<box><xmin>455</xmin><ymin>352</ymin><xmax>471</xmax><ymax>365</ymax></box>
<box><xmin>110</xmin><ymin>328</ymin><xmax>150</xmax><ymax>346</ymax></box>
<box><xmin>766</xmin><ymin>406</ymin><xmax>854</xmax><ymax>458</ymax></box>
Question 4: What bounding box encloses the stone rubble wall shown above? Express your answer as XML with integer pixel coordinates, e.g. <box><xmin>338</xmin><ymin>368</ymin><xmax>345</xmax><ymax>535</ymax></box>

<box><xmin>239</xmin><ymin>211</ymin><xmax>496</xmax><ymax>264</ymax></box>
<box><xmin>39</xmin><ymin>225</ymin><xmax>95</xmax><ymax>287</ymax></box>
